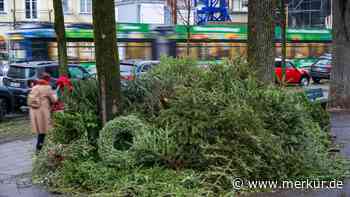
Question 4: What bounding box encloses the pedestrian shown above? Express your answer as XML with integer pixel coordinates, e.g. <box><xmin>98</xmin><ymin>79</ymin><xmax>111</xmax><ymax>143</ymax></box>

<box><xmin>27</xmin><ymin>72</ymin><xmax>58</xmax><ymax>153</ymax></box>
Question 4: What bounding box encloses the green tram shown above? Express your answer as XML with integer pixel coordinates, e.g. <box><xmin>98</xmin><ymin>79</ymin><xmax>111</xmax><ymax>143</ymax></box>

<box><xmin>6</xmin><ymin>23</ymin><xmax>332</xmax><ymax>68</ymax></box>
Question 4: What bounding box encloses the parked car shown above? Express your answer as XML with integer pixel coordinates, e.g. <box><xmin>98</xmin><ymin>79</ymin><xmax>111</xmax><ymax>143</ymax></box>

<box><xmin>275</xmin><ymin>58</ymin><xmax>311</xmax><ymax>86</ymax></box>
<box><xmin>290</xmin><ymin>57</ymin><xmax>318</xmax><ymax>71</ymax></box>
<box><xmin>310</xmin><ymin>58</ymin><xmax>332</xmax><ymax>84</ymax></box>
<box><xmin>319</xmin><ymin>53</ymin><xmax>332</xmax><ymax>60</ymax></box>
<box><xmin>3</xmin><ymin>61</ymin><xmax>91</xmax><ymax>108</ymax></box>
<box><xmin>120</xmin><ymin>60</ymin><xmax>160</xmax><ymax>76</ymax></box>
<box><xmin>120</xmin><ymin>64</ymin><xmax>136</xmax><ymax>80</ymax></box>
<box><xmin>87</xmin><ymin>63</ymin><xmax>136</xmax><ymax>80</ymax></box>
<box><xmin>0</xmin><ymin>86</ymin><xmax>14</xmax><ymax>121</ymax></box>
<box><xmin>88</xmin><ymin>60</ymin><xmax>160</xmax><ymax>80</ymax></box>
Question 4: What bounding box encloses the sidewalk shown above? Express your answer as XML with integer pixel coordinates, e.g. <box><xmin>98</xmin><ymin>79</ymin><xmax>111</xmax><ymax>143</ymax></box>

<box><xmin>0</xmin><ymin>139</ymin><xmax>53</xmax><ymax>197</ymax></box>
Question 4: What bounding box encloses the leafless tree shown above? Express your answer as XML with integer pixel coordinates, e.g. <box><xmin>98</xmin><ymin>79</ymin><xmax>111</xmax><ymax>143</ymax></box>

<box><xmin>53</xmin><ymin>0</ymin><xmax>68</xmax><ymax>75</ymax></box>
<box><xmin>176</xmin><ymin>0</ymin><xmax>195</xmax><ymax>56</ymax></box>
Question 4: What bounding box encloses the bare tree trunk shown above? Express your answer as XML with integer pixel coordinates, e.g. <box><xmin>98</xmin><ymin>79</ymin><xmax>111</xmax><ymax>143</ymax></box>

<box><xmin>12</xmin><ymin>0</ymin><xmax>16</xmax><ymax>29</ymax></box>
<box><xmin>186</xmin><ymin>26</ymin><xmax>190</xmax><ymax>56</ymax></box>
<box><xmin>92</xmin><ymin>0</ymin><xmax>121</xmax><ymax>124</ymax></box>
<box><xmin>281</xmin><ymin>0</ymin><xmax>287</xmax><ymax>83</ymax></box>
<box><xmin>53</xmin><ymin>0</ymin><xmax>68</xmax><ymax>75</ymax></box>
<box><xmin>186</xmin><ymin>3</ymin><xmax>191</xmax><ymax>56</ymax></box>
<box><xmin>172</xmin><ymin>0</ymin><xmax>177</xmax><ymax>24</ymax></box>
<box><xmin>330</xmin><ymin>0</ymin><xmax>350</xmax><ymax>109</ymax></box>
<box><xmin>177</xmin><ymin>0</ymin><xmax>192</xmax><ymax>56</ymax></box>
<box><xmin>248</xmin><ymin>0</ymin><xmax>276</xmax><ymax>83</ymax></box>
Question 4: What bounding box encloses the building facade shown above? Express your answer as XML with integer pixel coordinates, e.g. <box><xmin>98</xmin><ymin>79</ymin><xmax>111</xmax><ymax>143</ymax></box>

<box><xmin>287</xmin><ymin>0</ymin><xmax>331</xmax><ymax>28</ymax></box>
<box><xmin>229</xmin><ymin>0</ymin><xmax>247</xmax><ymax>23</ymax></box>
<box><xmin>0</xmin><ymin>0</ymin><xmax>332</xmax><ymax>31</ymax></box>
<box><xmin>117</xmin><ymin>0</ymin><xmax>166</xmax><ymax>24</ymax></box>
<box><xmin>0</xmin><ymin>0</ymin><xmax>96</xmax><ymax>31</ymax></box>
<box><xmin>225</xmin><ymin>0</ymin><xmax>331</xmax><ymax>28</ymax></box>
<box><xmin>0</xmin><ymin>0</ymin><xmax>171</xmax><ymax>28</ymax></box>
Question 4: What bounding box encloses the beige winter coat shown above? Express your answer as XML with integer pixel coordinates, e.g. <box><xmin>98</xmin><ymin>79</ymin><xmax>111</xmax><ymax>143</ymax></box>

<box><xmin>29</xmin><ymin>84</ymin><xmax>58</xmax><ymax>134</ymax></box>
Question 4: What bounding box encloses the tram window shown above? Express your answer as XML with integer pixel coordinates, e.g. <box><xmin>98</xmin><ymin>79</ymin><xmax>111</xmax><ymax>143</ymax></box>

<box><xmin>176</xmin><ymin>42</ymin><xmax>248</xmax><ymax>60</ymax></box>
<box><xmin>0</xmin><ymin>52</ymin><xmax>8</xmax><ymax>60</ymax></box>
<box><xmin>122</xmin><ymin>42</ymin><xmax>152</xmax><ymax>60</ymax></box>
<box><xmin>32</xmin><ymin>41</ymin><xmax>49</xmax><ymax>61</ymax></box>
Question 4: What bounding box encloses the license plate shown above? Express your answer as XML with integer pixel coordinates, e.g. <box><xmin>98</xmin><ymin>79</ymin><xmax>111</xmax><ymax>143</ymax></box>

<box><xmin>10</xmin><ymin>82</ymin><xmax>20</xmax><ymax>88</ymax></box>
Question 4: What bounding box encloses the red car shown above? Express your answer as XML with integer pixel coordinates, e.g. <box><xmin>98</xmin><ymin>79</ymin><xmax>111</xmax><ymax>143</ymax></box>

<box><xmin>275</xmin><ymin>59</ymin><xmax>311</xmax><ymax>86</ymax></box>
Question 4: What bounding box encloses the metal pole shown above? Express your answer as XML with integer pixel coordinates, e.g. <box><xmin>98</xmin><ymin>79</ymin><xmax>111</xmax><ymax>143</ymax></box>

<box><xmin>49</xmin><ymin>9</ymin><xmax>53</xmax><ymax>23</ymax></box>
<box><xmin>281</xmin><ymin>0</ymin><xmax>287</xmax><ymax>84</ymax></box>
<box><xmin>170</xmin><ymin>0</ymin><xmax>177</xmax><ymax>24</ymax></box>
<box><xmin>12</xmin><ymin>0</ymin><xmax>16</xmax><ymax>29</ymax></box>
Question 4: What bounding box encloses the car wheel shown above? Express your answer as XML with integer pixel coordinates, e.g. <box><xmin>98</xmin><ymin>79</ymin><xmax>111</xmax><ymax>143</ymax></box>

<box><xmin>0</xmin><ymin>98</ymin><xmax>8</xmax><ymax>121</ymax></box>
<box><xmin>313</xmin><ymin>77</ymin><xmax>321</xmax><ymax>84</ymax></box>
<box><xmin>300</xmin><ymin>76</ymin><xmax>310</xmax><ymax>87</ymax></box>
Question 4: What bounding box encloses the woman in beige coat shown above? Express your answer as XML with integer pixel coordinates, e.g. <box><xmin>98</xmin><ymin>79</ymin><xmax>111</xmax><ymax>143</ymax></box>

<box><xmin>28</xmin><ymin>73</ymin><xmax>58</xmax><ymax>152</ymax></box>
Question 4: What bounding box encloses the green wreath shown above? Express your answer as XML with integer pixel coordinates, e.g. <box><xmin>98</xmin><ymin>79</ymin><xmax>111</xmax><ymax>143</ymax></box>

<box><xmin>98</xmin><ymin>115</ymin><xmax>146</xmax><ymax>168</ymax></box>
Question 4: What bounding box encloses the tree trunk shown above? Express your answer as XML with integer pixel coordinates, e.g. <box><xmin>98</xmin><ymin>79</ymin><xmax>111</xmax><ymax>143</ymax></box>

<box><xmin>172</xmin><ymin>0</ymin><xmax>177</xmax><ymax>24</ymax></box>
<box><xmin>330</xmin><ymin>0</ymin><xmax>350</xmax><ymax>109</ymax></box>
<box><xmin>186</xmin><ymin>0</ymin><xmax>191</xmax><ymax>56</ymax></box>
<box><xmin>92</xmin><ymin>0</ymin><xmax>121</xmax><ymax>124</ymax></box>
<box><xmin>53</xmin><ymin>0</ymin><xmax>68</xmax><ymax>75</ymax></box>
<box><xmin>247</xmin><ymin>0</ymin><xmax>276</xmax><ymax>83</ymax></box>
<box><xmin>12</xmin><ymin>0</ymin><xmax>16</xmax><ymax>29</ymax></box>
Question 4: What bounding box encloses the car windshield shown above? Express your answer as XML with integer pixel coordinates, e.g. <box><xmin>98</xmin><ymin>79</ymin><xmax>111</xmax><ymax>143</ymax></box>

<box><xmin>275</xmin><ymin>61</ymin><xmax>292</xmax><ymax>68</ymax></box>
<box><xmin>7</xmin><ymin>66</ymin><xmax>36</xmax><ymax>79</ymax></box>
<box><xmin>87</xmin><ymin>64</ymin><xmax>134</xmax><ymax>76</ymax></box>
<box><xmin>316</xmin><ymin>59</ymin><xmax>331</xmax><ymax>67</ymax></box>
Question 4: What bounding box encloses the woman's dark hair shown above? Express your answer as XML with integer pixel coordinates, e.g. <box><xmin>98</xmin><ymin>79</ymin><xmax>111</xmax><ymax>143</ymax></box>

<box><xmin>39</xmin><ymin>72</ymin><xmax>51</xmax><ymax>82</ymax></box>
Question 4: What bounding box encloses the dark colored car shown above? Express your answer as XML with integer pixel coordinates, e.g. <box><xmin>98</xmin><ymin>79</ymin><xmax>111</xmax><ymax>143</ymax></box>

<box><xmin>3</xmin><ymin>61</ymin><xmax>91</xmax><ymax>108</ymax></box>
<box><xmin>310</xmin><ymin>58</ymin><xmax>332</xmax><ymax>84</ymax></box>
<box><xmin>275</xmin><ymin>59</ymin><xmax>311</xmax><ymax>86</ymax></box>
<box><xmin>0</xmin><ymin>86</ymin><xmax>14</xmax><ymax>121</ymax></box>
<box><xmin>87</xmin><ymin>63</ymin><xmax>136</xmax><ymax>80</ymax></box>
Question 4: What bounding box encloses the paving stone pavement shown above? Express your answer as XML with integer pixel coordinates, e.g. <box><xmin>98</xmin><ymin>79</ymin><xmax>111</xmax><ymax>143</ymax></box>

<box><xmin>0</xmin><ymin>139</ymin><xmax>33</xmax><ymax>176</ymax></box>
<box><xmin>0</xmin><ymin>138</ymin><xmax>54</xmax><ymax>197</ymax></box>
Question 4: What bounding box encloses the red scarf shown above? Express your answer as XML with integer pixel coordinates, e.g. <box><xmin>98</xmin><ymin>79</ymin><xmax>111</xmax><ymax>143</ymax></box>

<box><xmin>35</xmin><ymin>79</ymin><xmax>50</xmax><ymax>86</ymax></box>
